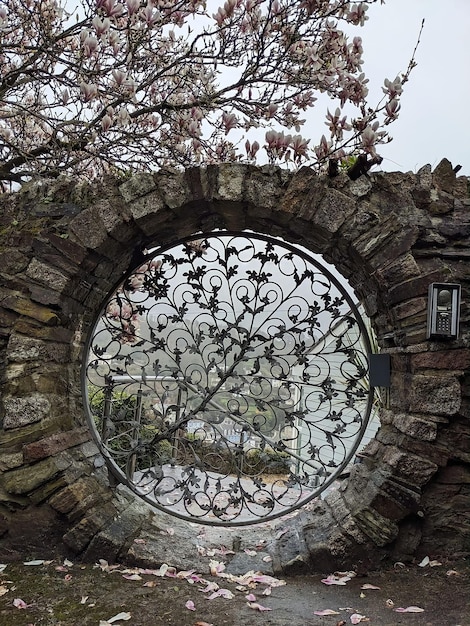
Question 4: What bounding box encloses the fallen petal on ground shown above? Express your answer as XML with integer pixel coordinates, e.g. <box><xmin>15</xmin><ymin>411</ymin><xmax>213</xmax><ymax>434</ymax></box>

<box><xmin>185</xmin><ymin>600</ymin><xmax>196</xmax><ymax>611</ymax></box>
<box><xmin>13</xmin><ymin>598</ymin><xmax>29</xmax><ymax>609</ymax></box>
<box><xmin>313</xmin><ymin>609</ymin><xmax>340</xmax><ymax>615</ymax></box>
<box><xmin>321</xmin><ymin>575</ymin><xmax>351</xmax><ymax>585</ymax></box>
<box><xmin>395</xmin><ymin>606</ymin><xmax>425</xmax><ymax>613</ymax></box>
<box><xmin>107</xmin><ymin>612</ymin><xmax>131</xmax><ymax>622</ymax></box>
<box><xmin>247</xmin><ymin>602</ymin><xmax>272</xmax><ymax>611</ymax></box>
<box><xmin>350</xmin><ymin>613</ymin><xmax>368</xmax><ymax>624</ymax></box>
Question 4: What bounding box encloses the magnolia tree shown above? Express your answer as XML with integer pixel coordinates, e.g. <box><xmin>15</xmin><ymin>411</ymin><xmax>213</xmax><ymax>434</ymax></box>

<box><xmin>0</xmin><ymin>0</ymin><xmax>419</xmax><ymax>190</ymax></box>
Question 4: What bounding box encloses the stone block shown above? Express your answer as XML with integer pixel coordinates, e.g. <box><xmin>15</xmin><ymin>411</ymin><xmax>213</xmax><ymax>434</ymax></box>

<box><xmin>0</xmin><ymin>452</ymin><xmax>24</xmax><ymax>471</ymax></box>
<box><xmin>44</xmin><ymin>232</ymin><xmax>87</xmax><ymax>266</ymax></box>
<box><xmin>353</xmin><ymin>506</ymin><xmax>399</xmax><ymax>546</ymax></box>
<box><xmin>347</xmin><ymin>176</ymin><xmax>373</xmax><ymax>198</ymax></box>
<box><xmin>382</xmin><ymin>446</ymin><xmax>438</xmax><ymax>486</ymax></box>
<box><xmin>26</xmin><ymin>258</ymin><xmax>69</xmax><ymax>293</ymax></box>
<box><xmin>243</xmin><ymin>166</ymin><xmax>287</xmax><ymax>211</ymax></box>
<box><xmin>69</xmin><ymin>205</ymin><xmax>111</xmax><ymax>250</ymax></box>
<box><xmin>62</xmin><ymin>503</ymin><xmax>117</xmax><ymax>553</ymax></box>
<box><xmin>279</xmin><ymin>167</ymin><xmax>321</xmax><ymax>216</ymax></box>
<box><xmin>127</xmin><ymin>191</ymin><xmax>171</xmax><ymax>235</ymax></box>
<box><xmin>155</xmin><ymin>169</ymin><xmax>191</xmax><ymax>209</ymax></box>
<box><xmin>48</xmin><ymin>477</ymin><xmax>108</xmax><ymax>515</ymax></box>
<box><xmin>313</xmin><ymin>188</ymin><xmax>356</xmax><ymax>233</ymax></box>
<box><xmin>0</xmin><ymin>416</ymin><xmax>63</xmax><ymax>450</ymax></box>
<box><xmin>2</xmin><ymin>393</ymin><xmax>51</xmax><ymax>430</ymax></box>
<box><xmin>32</xmin><ymin>239</ymin><xmax>80</xmax><ymax>276</ymax></box>
<box><xmin>411</xmin><ymin>349</ymin><xmax>470</xmax><ymax>372</ymax></box>
<box><xmin>375</xmin><ymin>254</ymin><xmax>421</xmax><ymax>287</ymax></box>
<box><xmin>96</xmin><ymin>200</ymin><xmax>139</xmax><ymax>244</ymax></box>
<box><xmin>391</xmin><ymin>413</ymin><xmax>438</xmax><ymax>441</ymax></box>
<box><xmin>2</xmin><ymin>457</ymin><xmax>60</xmax><ymax>494</ymax></box>
<box><xmin>0</xmin><ymin>249</ymin><xmax>29</xmax><ymax>273</ymax></box>
<box><xmin>432</xmin><ymin>158</ymin><xmax>457</xmax><ymax>194</ymax></box>
<box><xmin>7</xmin><ymin>334</ymin><xmax>70</xmax><ymax>363</ymax></box>
<box><xmin>119</xmin><ymin>172</ymin><xmax>158</xmax><ymax>203</ymax></box>
<box><xmin>372</xmin><ymin>476</ymin><xmax>422</xmax><ymax>520</ymax></box>
<box><xmin>392</xmin><ymin>297</ymin><xmax>427</xmax><ymax>322</ymax></box>
<box><xmin>23</xmin><ymin>427</ymin><xmax>90</xmax><ymax>462</ymax></box>
<box><xmin>408</xmin><ymin>374</ymin><xmax>461</xmax><ymax>415</ymax></box>
<box><xmin>28</xmin><ymin>475</ymin><xmax>68</xmax><ymax>504</ymax></box>
<box><xmin>214</xmin><ymin>163</ymin><xmax>248</xmax><ymax>202</ymax></box>
<box><xmin>83</xmin><ymin>504</ymin><xmax>146</xmax><ymax>562</ymax></box>
<box><xmin>1</xmin><ymin>293</ymin><xmax>60</xmax><ymax>325</ymax></box>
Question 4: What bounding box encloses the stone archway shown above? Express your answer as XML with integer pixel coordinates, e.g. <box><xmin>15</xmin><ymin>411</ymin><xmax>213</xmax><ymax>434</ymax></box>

<box><xmin>0</xmin><ymin>160</ymin><xmax>468</xmax><ymax>571</ymax></box>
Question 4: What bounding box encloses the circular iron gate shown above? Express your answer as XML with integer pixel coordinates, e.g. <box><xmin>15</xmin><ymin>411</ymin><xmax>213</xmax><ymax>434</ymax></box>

<box><xmin>83</xmin><ymin>232</ymin><xmax>374</xmax><ymax>525</ymax></box>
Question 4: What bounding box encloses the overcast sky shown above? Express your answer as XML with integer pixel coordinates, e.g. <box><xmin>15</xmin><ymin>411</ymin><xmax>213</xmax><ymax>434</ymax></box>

<box><xmin>334</xmin><ymin>0</ymin><xmax>470</xmax><ymax>175</ymax></box>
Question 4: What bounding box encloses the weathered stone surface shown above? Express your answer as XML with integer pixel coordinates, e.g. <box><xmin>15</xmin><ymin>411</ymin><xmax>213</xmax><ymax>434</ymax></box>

<box><xmin>0</xmin><ymin>292</ymin><xmax>60</xmax><ymax>325</ymax></box>
<box><xmin>7</xmin><ymin>334</ymin><xmax>70</xmax><ymax>363</ymax></box>
<box><xmin>313</xmin><ymin>188</ymin><xmax>356</xmax><ymax>233</ymax></box>
<box><xmin>155</xmin><ymin>169</ymin><xmax>191</xmax><ymax>209</ymax></box>
<box><xmin>432</xmin><ymin>158</ymin><xmax>457</xmax><ymax>194</ymax></box>
<box><xmin>0</xmin><ymin>163</ymin><xmax>469</xmax><ymax>570</ymax></box>
<box><xmin>62</xmin><ymin>503</ymin><xmax>117</xmax><ymax>553</ymax></box>
<box><xmin>23</xmin><ymin>427</ymin><xmax>90</xmax><ymax>462</ymax></box>
<box><xmin>375</xmin><ymin>254</ymin><xmax>421</xmax><ymax>287</ymax></box>
<box><xmin>25</xmin><ymin>258</ymin><xmax>69</xmax><ymax>292</ymax></box>
<box><xmin>382</xmin><ymin>446</ymin><xmax>438</xmax><ymax>486</ymax></box>
<box><xmin>408</xmin><ymin>374</ymin><xmax>461</xmax><ymax>415</ymax></box>
<box><xmin>69</xmin><ymin>205</ymin><xmax>113</xmax><ymax>251</ymax></box>
<box><xmin>389</xmin><ymin>413</ymin><xmax>438</xmax><ymax>441</ymax></box>
<box><xmin>28</xmin><ymin>475</ymin><xmax>68</xmax><ymax>504</ymax></box>
<box><xmin>119</xmin><ymin>172</ymin><xmax>158</xmax><ymax>203</ymax></box>
<box><xmin>126</xmin><ymin>191</ymin><xmax>170</xmax><ymax>234</ymax></box>
<box><xmin>48</xmin><ymin>476</ymin><xmax>107</xmax><ymax>515</ymax></box>
<box><xmin>411</xmin><ymin>349</ymin><xmax>470</xmax><ymax>372</ymax></box>
<box><xmin>0</xmin><ymin>452</ymin><xmax>24</xmax><ymax>471</ymax></box>
<box><xmin>2</xmin><ymin>457</ymin><xmax>59</xmax><ymax>494</ymax></box>
<box><xmin>83</xmin><ymin>504</ymin><xmax>147</xmax><ymax>562</ymax></box>
<box><xmin>353</xmin><ymin>507</ymin><xmax>399</xmax><ymax>546</ymax></box>
<box><xmin>2</xmin><ymin>393</ymin><xmax>51</xmax><ymax>429</ymax></box>
<box><xmin>214</xmin><ymin>163</ymin><xmax>247</xmax><ymax>202</ymax></box>
<box><xmin>0</xmin><ymin>416</ymin><xmax>64</xmax><ymax>450</ymax></box>
<box><xmin>0</xmin><ymin>249</ymin><xmax>29</xmax><ymax>273</ymax></box>
<box><xmin>244</xmin><ymin>166</ymin><xmax>290</xmax><ymax>211</ymax></box>
<box><xmin>391</xmin><ymin>297</ymin><xmax>427</xmax><ymax>322</ymax></box>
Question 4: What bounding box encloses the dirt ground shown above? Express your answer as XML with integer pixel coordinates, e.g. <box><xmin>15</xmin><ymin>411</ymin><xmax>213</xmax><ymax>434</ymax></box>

<box><xmin>0</xmin><ymin>554</ymin><xmax>468</xmax><ymax>626</ymax></box>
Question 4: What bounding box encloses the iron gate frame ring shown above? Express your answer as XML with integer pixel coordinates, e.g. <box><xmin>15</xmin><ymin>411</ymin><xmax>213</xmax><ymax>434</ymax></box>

<box><xmin>82</xmin><ymin>230</ymin><xmax>375</xmax><ymax>526</ymax></box>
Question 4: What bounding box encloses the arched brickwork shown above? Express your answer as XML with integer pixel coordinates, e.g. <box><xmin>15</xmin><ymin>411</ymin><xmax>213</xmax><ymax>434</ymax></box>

<box><xmin>0</xmin><ymin>160</ymin><xmax>469</xmax><ymax>571</ymax></box>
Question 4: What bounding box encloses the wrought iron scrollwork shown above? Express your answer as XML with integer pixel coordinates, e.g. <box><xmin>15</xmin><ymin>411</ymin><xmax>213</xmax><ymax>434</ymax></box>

<box><xmin>83</xmin><ymin>232</ymin><xmax>373</xmax><ymax>525</ymax></box>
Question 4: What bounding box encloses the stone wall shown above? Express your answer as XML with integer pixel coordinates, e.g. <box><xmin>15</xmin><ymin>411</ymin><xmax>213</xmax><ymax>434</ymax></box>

<box><xmin>0</xmin><ymin>160</ymin><xmax>469</xmax><ymax>570</ymax></box>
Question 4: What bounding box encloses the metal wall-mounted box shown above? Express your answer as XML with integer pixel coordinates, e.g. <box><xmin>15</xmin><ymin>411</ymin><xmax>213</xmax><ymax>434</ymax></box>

<box><xmin>427</xmin><ymin>283</ymin><xmax>461</xmax><ymax>339</ymax></box>
<box><xmin>369</xmin><ymin>353</ymin><xmax>391</xmax><ymax>388</ymax></box>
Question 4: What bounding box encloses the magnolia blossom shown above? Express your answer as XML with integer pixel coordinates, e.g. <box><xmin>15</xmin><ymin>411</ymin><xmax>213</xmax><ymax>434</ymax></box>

<box><xmin>0</xmin><ymin>0</ymin><xmax>419</xmax><ymax>190</ymax></box>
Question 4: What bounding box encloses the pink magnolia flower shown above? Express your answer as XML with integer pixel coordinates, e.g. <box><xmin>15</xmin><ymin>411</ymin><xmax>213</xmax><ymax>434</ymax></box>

<box><xmin>101</xmin><ymin>114</ymin><xmax>113</xmax><ymax>131</ymax></box>
<box><xmin>83</xmin><ymin>34</ymin><xmax>99</xmax><ymax>56</ymax></box>
<box><xmin>126</xmin><ymin>0</ymin><xmax>140</xmax><ymax>15</ymax></box>
<box><xmin>383</xmin><ymin>76</ymin><xmax>403</xmax><ymax>98</ymax></box>
<box><xmin>80</xmin><ymin>81</ymin><xmax>98</xmax><ymax>101</ymax></box>
<box><xmin>222</xmin><ymin>112</ymin><xmax>238</xmax><ymax>134</ymax></box>
<box><xmin>92</xmin><ymin>16</ymin><xmax>110</xmax><ymax>36</ymax></box>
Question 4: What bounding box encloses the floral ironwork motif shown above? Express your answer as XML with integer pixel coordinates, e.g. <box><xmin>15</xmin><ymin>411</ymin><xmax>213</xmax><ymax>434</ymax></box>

<box><xmin>84</xmin><ymin>233</ymin><xmax>374</xmax><ymax>525</ymax></box>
